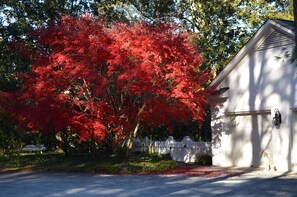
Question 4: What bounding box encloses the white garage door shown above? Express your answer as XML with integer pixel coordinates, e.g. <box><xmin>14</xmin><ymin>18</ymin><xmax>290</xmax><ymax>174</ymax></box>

<box><xmin>223</xmin><ymin>112</ymin><xmax>272</xmax><ymax>167</ymax></box>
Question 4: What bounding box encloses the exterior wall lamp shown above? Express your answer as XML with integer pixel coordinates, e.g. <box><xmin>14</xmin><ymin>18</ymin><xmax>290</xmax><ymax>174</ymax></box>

<box><xmin>273</xmin><ymin>108</ymin><xmax>281</xmax><ymax>128</ymax></box>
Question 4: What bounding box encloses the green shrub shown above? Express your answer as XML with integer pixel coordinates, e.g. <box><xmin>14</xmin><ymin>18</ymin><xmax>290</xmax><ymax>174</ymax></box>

<box><xmin>195</xmin><ymin>154</ymin><xmax>212</xmax><ymax>165</ymax></box>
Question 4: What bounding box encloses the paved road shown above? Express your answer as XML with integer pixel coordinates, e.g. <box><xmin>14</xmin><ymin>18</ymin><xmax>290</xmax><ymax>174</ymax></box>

<box><xmin>1</xmin><ymin>171</ymin><xmax>297</xmax><ymax>197</ymax></box>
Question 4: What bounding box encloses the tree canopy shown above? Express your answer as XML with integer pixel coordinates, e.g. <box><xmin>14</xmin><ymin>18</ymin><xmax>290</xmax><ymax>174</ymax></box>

<box><xmin>3</xmin><ymin>16</ymin><xmax>213</xmax><ymax>151</ymax></box>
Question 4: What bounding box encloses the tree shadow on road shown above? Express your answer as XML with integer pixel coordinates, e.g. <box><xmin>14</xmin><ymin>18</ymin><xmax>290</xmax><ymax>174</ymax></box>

<box><xmin>1</xmin><ymin>171</ymin><xmax>297</xmax><ymax>196</ymax></box>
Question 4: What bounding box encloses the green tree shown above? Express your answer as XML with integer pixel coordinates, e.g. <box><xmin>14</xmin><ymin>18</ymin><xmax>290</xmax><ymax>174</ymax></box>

<box><xmin>0</xmin><ymin>0</ymin><xmax>102</xmax><ymax>92</ymax></box>
<box><xmin>294</xmin><ymin>0</ymin><xmax>297</xmax><ymax>44</ymax></box>
<box><xmin>176</xmin><ymin>0</ymin><xmax>293</xmax><ymax>73</ymax></box>
<box><xmin>238</xmin><ymin>0</ymin><xmax>293</xmax><ymax>30</ymax></box>
<box><xmin>96</xmin><ymin>0</ymin><xmax>177</xmax><ymax>23</ymax></box>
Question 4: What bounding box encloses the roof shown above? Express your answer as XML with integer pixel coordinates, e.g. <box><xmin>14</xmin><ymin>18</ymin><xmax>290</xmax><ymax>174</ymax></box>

<box><xmin>210</xmin><ymin>19</ymin><xmax>295</xmax><ymax>88</ymax></box>
<box><xmin>270</xmin><ymin>19</ymin><xmax>295</xmax><ymax>31</ymax></box>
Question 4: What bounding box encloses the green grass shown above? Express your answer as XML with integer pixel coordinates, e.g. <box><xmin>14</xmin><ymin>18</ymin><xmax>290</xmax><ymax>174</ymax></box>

<box><xmin>0</xmin><ymin>152</ymin><xmax>177</xmax><ymax>174</ymax></box>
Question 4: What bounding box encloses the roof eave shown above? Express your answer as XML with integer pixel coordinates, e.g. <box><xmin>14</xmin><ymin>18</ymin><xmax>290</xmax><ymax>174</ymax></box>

<box><xmin>210</xmin><ymin>19</ymin><xmax>295</xmax><ymax>89</ymax></box>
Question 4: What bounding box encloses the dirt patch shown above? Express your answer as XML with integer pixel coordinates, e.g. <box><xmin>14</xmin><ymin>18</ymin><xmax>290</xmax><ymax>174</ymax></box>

<box><xmin>137</xmin><ymin>164</ymin><xmax>244</xmax><ymax>177</ymax></box>
<box><xmin>158</xmin><ymin>166</ymin><xmax>241</xmax><ymax>177</ymax></box>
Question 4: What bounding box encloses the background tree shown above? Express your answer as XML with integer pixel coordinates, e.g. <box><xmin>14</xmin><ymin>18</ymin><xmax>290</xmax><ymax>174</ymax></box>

<box><xmin>291</xmin><ymin>0</ymin><xmax>297</xmax><ymax>64</ymax></box>
<box><xmin>4</xmin><ymin>16</ymin><xmax>213</xmax><ymax>156</ymax></box>
<box><xmin>176</xmin><ymin>0</ymin><xmax>293</xmax><ymax>73</ymax></box>
<box><xmin>0</xmin><ymin>0</ymin><xmax>102</xmax><ymax>92</ymax></box>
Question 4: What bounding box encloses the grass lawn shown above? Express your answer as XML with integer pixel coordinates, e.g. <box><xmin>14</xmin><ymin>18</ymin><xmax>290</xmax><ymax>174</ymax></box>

<box><xmin>0</xmin><ymin>152</ymin><xmax>177</xmax><ymax>174</ymax></box>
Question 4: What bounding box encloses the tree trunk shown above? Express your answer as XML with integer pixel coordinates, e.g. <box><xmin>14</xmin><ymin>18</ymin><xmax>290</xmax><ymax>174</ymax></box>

<box><xmin>125</xmin><ymin>103</ymin><xmax>146</xmax><ymax>157</ymax></box>
<box><xmin>89</xmin><ymin>135</ymin><xmax>98</xmax><ymax>160</ymax></box>
<box><xmin>125</xmin><ymin>121</ymin><xmax>140</xmax><ymax>157</ymax></box>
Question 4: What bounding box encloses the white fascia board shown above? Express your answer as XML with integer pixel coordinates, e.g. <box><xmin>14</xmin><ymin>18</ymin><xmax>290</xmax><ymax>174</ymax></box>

<box><xmin>210</xmin><ymin>19</ymin><xmax>295</xmax><ymax>89</ymax></box>
<box><xmin>269</xmin><ymin>20</ymin><xmax>295</xmax><ymax>38</ymax></box>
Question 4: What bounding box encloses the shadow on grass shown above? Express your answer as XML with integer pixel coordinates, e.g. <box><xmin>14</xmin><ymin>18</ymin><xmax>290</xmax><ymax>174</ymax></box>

<box><xmin>0</xmin><ymin>152</ymin><xmax>176</xmax><ymax>174</ymax></box>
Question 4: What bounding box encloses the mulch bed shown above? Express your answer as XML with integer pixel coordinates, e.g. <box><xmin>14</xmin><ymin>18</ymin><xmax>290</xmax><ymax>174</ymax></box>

<box><xmin>140</xmin><ymin>164</ymin><xmax>243</xmax><ymax>177</ymax></box>
<box><xmin>159</xmin><ymin>166</ymin><xmax>240</xmax><ymax>177</ymax></box>
<box><xmin>0</xmin><ymin>165</ymin><xmax>243</xmax><ymax>177</ymax></box>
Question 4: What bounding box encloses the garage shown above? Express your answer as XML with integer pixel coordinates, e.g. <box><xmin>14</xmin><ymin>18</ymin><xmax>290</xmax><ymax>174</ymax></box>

<box><xmin>222</xmin><ymin>111</ymin><xmax>273</xmax><ymax>167</ymax></box>
<box><xmin>211</xmin><ymin>19</ymin><xmax>297</xmax><ymax>171</ymax></box>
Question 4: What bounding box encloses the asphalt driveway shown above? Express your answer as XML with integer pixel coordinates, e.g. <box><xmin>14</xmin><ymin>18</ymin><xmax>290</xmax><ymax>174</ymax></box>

<box><xmin>1</xmin><ymin>170</ymin><xmax>297</xmax><ymax>197</ymax></box>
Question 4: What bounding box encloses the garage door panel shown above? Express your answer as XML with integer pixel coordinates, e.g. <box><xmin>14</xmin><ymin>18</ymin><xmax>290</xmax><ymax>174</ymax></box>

<box><xmin>223</xmin><ymin>113</ymin><xmax>272</xmax><ymax>167</ymax></box>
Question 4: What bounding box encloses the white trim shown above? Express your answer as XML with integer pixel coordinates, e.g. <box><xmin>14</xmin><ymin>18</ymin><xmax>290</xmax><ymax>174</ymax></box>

<box><xmin>224</xmin><ymin>110</ymin><xmax>271</xmax><ymax>116</ymax></box>
<box><xmin>269</xmin><ymin>20</ymin><xmax>295</xmax><ymax>38</ymax></box>
<box><xmin>210</xmin><ymin>19</ymin><xmax>295</xmax><ymax>88</ymax></box>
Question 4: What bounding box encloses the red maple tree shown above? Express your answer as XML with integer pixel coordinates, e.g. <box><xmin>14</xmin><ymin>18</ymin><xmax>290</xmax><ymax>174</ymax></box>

<box><xmin>5</xmin><ymin>16</ymin><xmax>213</xmax><ymax>153</ymax></box>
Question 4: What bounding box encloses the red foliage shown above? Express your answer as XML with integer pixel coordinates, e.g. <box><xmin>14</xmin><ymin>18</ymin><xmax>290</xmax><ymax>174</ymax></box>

<box><xmin>4</xmin><ymin>16</ymin><xmax>213</xmax><ymax>143</ymax></box>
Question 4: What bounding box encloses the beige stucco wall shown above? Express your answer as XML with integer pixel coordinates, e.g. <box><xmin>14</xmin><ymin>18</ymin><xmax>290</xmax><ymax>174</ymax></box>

<box><xmin>212</xmin><ymin>43</ymin><xmax>297</xmax><ymax>171</ymax></box>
